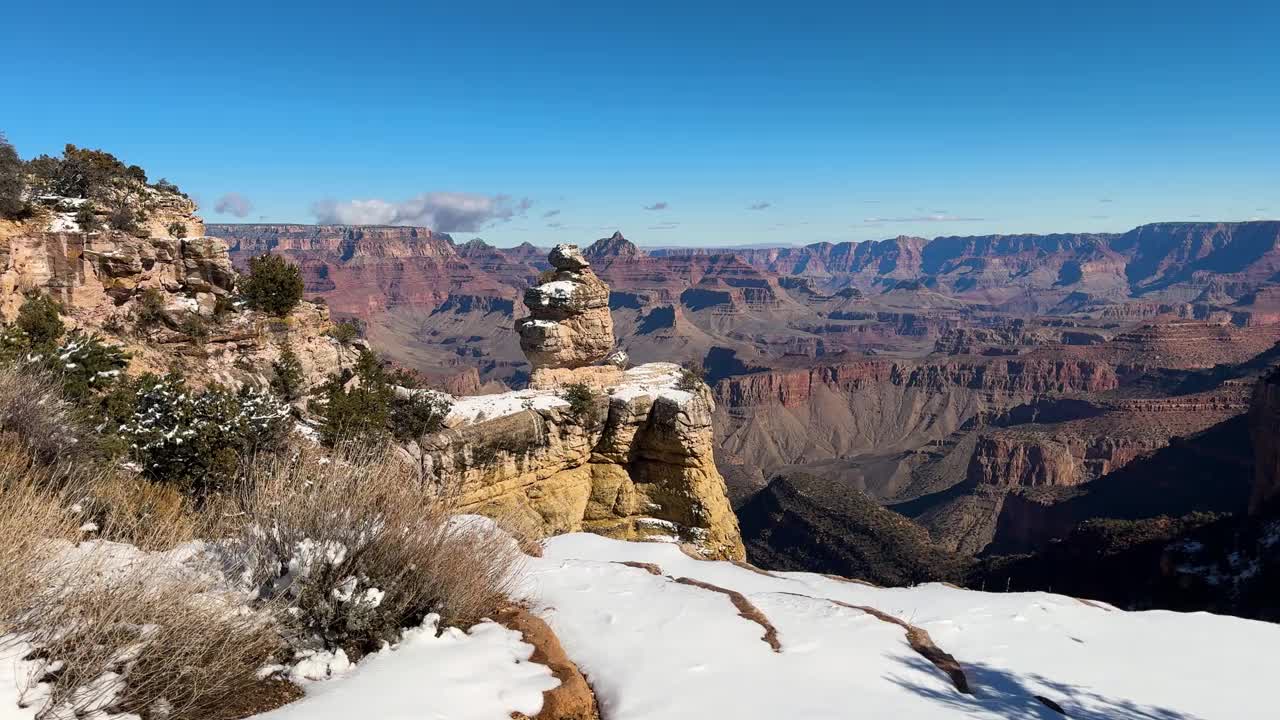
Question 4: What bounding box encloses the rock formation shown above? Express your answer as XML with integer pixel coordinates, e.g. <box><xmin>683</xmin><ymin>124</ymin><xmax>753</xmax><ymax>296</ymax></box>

<box><xmin>416</xmin><ymin>249</ymin><xmax>743</xmax><ymax>558</ymax></box>
<box><xmin>420</xmin><ymin>363</ymin><xmax>745</xmax><ymax>560</ymax></box>
<box><xmin>1</xmin><ymin>192</ymin><xmax>225</xmax><ymax>323</ymax></box>
<box><xmin>0</xmin><ymin>200</ymin><xmax>356</xmax><ymax>394</ymax></box>
<box><xmin>515</xmin><ymin>244</ymin><xmax>615</xmax><ymax>371</ymax></box>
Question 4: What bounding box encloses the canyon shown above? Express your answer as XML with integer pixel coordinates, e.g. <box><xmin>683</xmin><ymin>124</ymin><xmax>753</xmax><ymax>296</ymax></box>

<box><xmin>207</xmin><ymin>220</ymin><xmax>1280</xmax><ymax>614</ymax></box>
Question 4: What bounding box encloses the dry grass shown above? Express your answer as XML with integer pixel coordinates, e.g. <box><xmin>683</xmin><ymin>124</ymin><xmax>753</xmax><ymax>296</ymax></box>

<box><xmin>0</xmin><ymin>442</ymin><xmax>83</xmax><ymax>626</ymax></box>
<box><xmin>0</xmin><ymin>364</ymin><xmax>93</xmax><ymax>467</ymax></box>
<box><xmin>222</xmin><ymin>443</ymin><xmax>522</xmax><ymax>656</ymax></box>
<box><xmin>0</xmin><ymin>445</ymin><xmax>290</xmax><ymax>719</ymax></box>
<box><xmin>79</xmin><ymin>472</ymin><xmax>202</xmax><ymax>550</ymax></box>
<box><xmin>0</xmin><ymin>362</ymin><xmax>521</xmax><ymax>716</ymax></box>
<box><xmin>17</xmin><ymin>565</ymin><xmax>286</xmax><ymax>720</ymax></box>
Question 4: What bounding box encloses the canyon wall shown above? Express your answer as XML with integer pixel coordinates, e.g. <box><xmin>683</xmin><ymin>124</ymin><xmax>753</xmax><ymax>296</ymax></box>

<box><xmin>712</xmin><ymin>357</ymin><xmax>1119</xmax><ymax>488</ymax></box>
<box><xmin>1249</xmin><ymin>370</ymin><xmax>1280</xmax><ymax>513</ymax></box>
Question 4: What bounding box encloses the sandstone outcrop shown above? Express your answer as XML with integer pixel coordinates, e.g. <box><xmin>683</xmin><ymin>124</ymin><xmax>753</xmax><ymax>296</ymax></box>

<box><xmin>417</xmin><ymin>247</ymin><xmax>742</xmax><ymax>556</ymax></box>
<box><xmin>419</xmin><ymin>363</ymin><xmax>744</xmax><ymax>559</ymax></box>
<box><xmin>0</xmin><ymin>228</ymin><xmax>235</xmax><ymax>323</ymax></box>
<box><xmin>515</xmin><ymin>244</ymin><xmax>614</xmax><ymax>370</ymax></box>
<box><xmin>0</xmin><ymin>212</ymin><xmax>356</xmax><ymax>394</ymax></box>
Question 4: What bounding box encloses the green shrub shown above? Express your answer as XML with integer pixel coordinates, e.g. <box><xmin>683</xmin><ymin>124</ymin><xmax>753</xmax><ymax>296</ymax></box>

<box><xmin>315</xmin><ymin>350</ymin><xmax>451</xmax><ymax>447</ymax></box>
<box><xmin>677</xmin><ymin>361</ymin><xmax>706</xmax><ymax>392</ymax></box>
<box><xmin>28</xmin><ymin>144</ymin><xmax>139</xmax><ymax>200</ymax></box>
<box><xmin>0</xmin><ymin>133</ymin><xmax>25</xmax><ymax>218</ymax></box>
<box><xmin>74</xmin><ymin>203</ymin><xmax>101</xmax><ymax>232</ymax></box>
<box><xmin>151</xmin><ymin>177</ymin><xmax>185</xmax><ymax>196</ymax></box>
<box><xmin>0</xmin><ymin>292</ymin><xmax>68</xmax><ymax>364</ymax></box>
<box><xmin>0</xmin><ymin>293</ymin><xmax>128</xmax><ymax>404</ymax></box>
<box><xmin>132</xmin><ymin>288</ymin><xmax>168</xmax><ymax>331</ymax></box>
<box><xmin>16</xmin><ymin>292</ymin><xmax>65</xmax><ymax>350</ymax></box>
<box><xmin>108</xmin><ymin>203</ymin><xmax>140</xmax><ymax>233</ymax></box>
<box><xmin>327</xmin><ymin>319</ymin><xmax>361</xmax><ymax>346</ymax></box>
<box><xmin>178</xmin><ymin>313</ymin><xmax>210</xmax><ymax>344</ymax></box>
<box><xmin>52</xmin><ymin>331</ymin><xmax>130</xmax><ymax>400</ymax></box>
<box><xmin>270</xmin><ymin>344</ymin><xmax>305</xmax><ymax>402</ymax></box>
<box><xmin>167</xmin><ymin>220</ymin><xmax>188</xmax><ymax>239</ymax></box>
<box><xmin>241</xmin><ymin>254</ymin><xmax>304</xmax><ymax>317</ymax></box>
<box><xmin>315</xmin><ymin>380</ymin><xmax>390</xmax><ymax>448</ymax></box>
<box><xmin>117</xmin><ymin>374</ymin><xmax>290</xmax><ymax>499</ymax></box>
<box><xmin>390</xmin><ymin>390</ymin><xmax>452</xmax><ymax>442</ymax></box>
<box><xmin>213</xmin><ymin>294</ymin><xmax>236</xmax><ymax>322</ymax></box>
<box><xmin>561</xmin><ymin>382</ymin><xmax>599</xmax><ymax>425</ymax></box>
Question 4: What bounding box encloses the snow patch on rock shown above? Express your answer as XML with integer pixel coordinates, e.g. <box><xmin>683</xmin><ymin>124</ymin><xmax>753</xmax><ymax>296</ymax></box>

<box><xmin>445</xmin><ymin>362</ymin><xmax>692</xmax><ymax>427</ymax></box>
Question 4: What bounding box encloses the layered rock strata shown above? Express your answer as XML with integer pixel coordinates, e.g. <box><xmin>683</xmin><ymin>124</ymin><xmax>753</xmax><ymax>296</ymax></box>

<box><xmin>419</xmin><ymin>364</ymin><xmax>745</xmax><ymax>559</ymax></box>
<box><xmin>515</xmin><ymin>244</ymin><xmax>614</xmax><ymax>370</ymax></box>
<box><xmin>0</xmin><ymin>208</ymin><xmax>356</xmax><ymax>393</ymax></box>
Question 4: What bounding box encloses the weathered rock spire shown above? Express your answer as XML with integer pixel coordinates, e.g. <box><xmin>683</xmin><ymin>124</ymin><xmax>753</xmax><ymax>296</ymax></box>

<box><xmin>515</xmin><ymin>244</ymin><xmax>615</xmax><ymax>369</ymax></box>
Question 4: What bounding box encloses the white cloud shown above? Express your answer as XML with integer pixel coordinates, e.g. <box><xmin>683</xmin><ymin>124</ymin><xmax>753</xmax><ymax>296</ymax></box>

<box><xmin>311</xmin><ymin>192</ymin><xmax>532</xmax><ymax>232</ymax></box>
<box><xmin>644</xmin><ymin>201</ymin><xmax>669</xmax><ymax>211</ymax></box>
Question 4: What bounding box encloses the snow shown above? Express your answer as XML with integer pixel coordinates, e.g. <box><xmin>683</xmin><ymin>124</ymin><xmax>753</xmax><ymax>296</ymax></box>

<box><xmin>447</xmin><ymin>388</ymin><xmax>568</xmax><ymax>425</ymax></box>
<box><xmin>537</xmin><ymin>280</ymin><xmax>577</xmax><ymax>301</ymax></box>
<box><xmin>0</xmin><ymin>641</ymin><xmax>46</xmax><ymax>720</ymax></box>
<box><xmin>8</xmin><ymin>519</ymin><xmax>1277</xmax><ymax>719</ymax></box>
<box><xmin>253</xmin><ymin>615</ymin><xmax>557</xmax><ymax>720</ymax></box>
<box><xmin>48</xmin><ymin>213</ymin><xmax>80</xmax><ymax>232</ymax></box>
<box><xmin>444</xmin><ymin>362</ymin><xmax>691</xmax><ymax>426</ymax></box>
<box><xmin>523</xmin><ymin>533</ymin><xmax>1279</xmax><ymax>720</ymax></box>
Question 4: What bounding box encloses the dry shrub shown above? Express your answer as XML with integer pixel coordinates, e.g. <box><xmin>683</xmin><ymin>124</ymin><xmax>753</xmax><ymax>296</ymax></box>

<box><xmin>224</xmin><ymin>444</ymin><xmax>522</xmax><ymax>657</ymax></box>
<box><xmin>16</xmin><ymin>555</ymin><xmax>286</xmax><ymax>720</ymax></box>
<box><xmin>0</xmin><ymin>437</ymin><xmax>290</xmax><ymax>720</ymax></box>
<box><xmin>79</xmin><ymin>471</ymin><xmax>201</xmax><ymax>550</ymax></box>
<box><xmin>0</xmin><ymin>364</ymin><xmax>93</xmax><ymax>467</ymax></box>
<box><xmin>0</xmin><ymin>442</ymin><xmax>83</xmax><ymax>626</ymax></box>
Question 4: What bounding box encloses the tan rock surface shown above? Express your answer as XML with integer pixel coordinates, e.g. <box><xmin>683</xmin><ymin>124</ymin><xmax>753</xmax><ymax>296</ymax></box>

<box><xmin>528</xmin><ymin>366</ymin><xmax>624</xmax><ymax>390</ymax></box>
<box><xmin>515</xmin><ymin>244</ymin><xmax>614</xmax><ymax>369</ymax></box>
<box><xmin>421</xmin><ymin>363</ymin><xmax>745</xmax><ymax>560</ymax></box>
<box><xmin>0</xmin><ymin>215</ymin><xmax>355</xmax><ymax>393</ymax></box>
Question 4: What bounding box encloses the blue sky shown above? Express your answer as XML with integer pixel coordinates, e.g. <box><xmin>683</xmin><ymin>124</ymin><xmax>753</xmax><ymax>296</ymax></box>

<box><xmin>3</xmin><ymin>1</ymin><xmax>1277</xmax><ymax>247</ymax></box>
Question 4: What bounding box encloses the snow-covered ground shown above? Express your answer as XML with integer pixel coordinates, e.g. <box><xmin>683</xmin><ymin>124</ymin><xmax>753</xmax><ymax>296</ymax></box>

<box><xmin>445</xmin><ymin>362</ymin><xmax>692</xmax><ymax>426</ymax></box>
<box><xmin>253</xmin><ymin>616</ymin><xmax>556</xmax><ymax>720</ymax></box>
<box><xmin>524</xmin><ymin>534</ymin><xmax>1276</xmax><ymax>720</ymax></box>
<box><xmin>7</xmin><ymin>529</ymin><xmax>1274</xmax><ymax>719</ymax></box>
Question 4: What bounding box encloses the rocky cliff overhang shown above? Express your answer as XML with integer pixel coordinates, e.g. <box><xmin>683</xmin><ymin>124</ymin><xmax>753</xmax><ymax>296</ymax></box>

<box><xmin>415</xmin><ymin>363</ymin><xmax>745</xmax><ymax>560</ymax></box>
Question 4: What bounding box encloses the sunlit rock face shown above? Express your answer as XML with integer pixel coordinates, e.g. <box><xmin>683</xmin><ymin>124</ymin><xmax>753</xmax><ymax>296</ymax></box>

<box><xmin>515</xmin><ymin>244</ymin><xmax>615</xmax><ymax>370</ymax></box>
<box><xmin>419</xmin><ymin>363</ymin><xmax>746</xmax><ymax>560</ymax></box>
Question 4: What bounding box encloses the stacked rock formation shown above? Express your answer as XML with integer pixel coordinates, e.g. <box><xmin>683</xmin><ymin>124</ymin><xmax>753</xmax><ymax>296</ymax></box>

<box><xmin>413</xmin><ymin>243</ymin><xmax>746</xmax><ymax>559</ymax></box>
<box><xmin>515</xmin><ymin>244</ymin><xmax>614</xmax><ymax>370</ymax></box>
